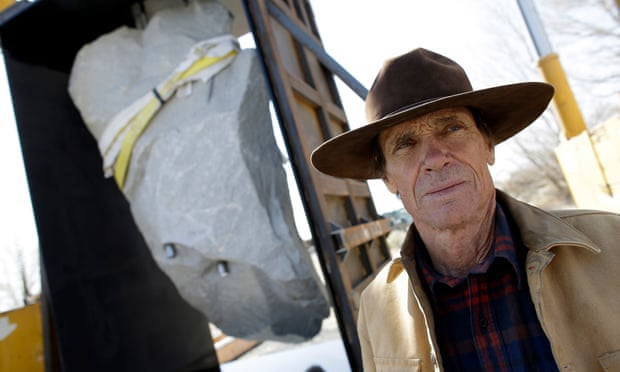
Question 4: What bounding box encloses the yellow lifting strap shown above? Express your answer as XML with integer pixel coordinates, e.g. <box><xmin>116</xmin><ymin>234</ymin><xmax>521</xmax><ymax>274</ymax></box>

<box><xmin>112</xmin><ymin>50</ymin><xmax>237</xmax><ymax>188</ymax></box>
<box><xmin>97</xmin><ymin>35</ymin><xmax>240</xmax><ymax>190</ymax></box>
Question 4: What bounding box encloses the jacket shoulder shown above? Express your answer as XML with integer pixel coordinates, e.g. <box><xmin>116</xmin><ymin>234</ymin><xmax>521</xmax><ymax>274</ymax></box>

<box><xmin>550</xmin><ymin>208</ymin><xmax>620</xmax><ymax>219</ymax></box>
<box><xmin>498</xmin><ymin>190</ymin><xmax>620</xmax><ymax>252</ymax></box>
<box><xmin>360</xmin><ymin>258</ymin><xmax>409</xmax><ymax>309</ymax></box>
<box><xmin>551</xmin><ymin>208</ymin><xmax>620</xmax><ymax>249</ymax></box>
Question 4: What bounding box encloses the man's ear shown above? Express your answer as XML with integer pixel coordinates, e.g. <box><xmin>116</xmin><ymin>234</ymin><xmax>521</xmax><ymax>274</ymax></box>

<box><xmin>487</xmin><ymin>144</ymin><xmax>495</xmax><ymax>166</ymax></box>
<box><xmin>382</xmin><ymin>176</ymin><xmax>398</xmax><ymax>195</ymax></box>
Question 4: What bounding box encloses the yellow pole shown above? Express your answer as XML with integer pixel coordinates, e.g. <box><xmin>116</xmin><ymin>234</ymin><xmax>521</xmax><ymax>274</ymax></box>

<box><xmin>0</xmin><ymin>0</ymin><xmax>15</xmax><ymax>13</ymax></box>
<box><xmin>0</xmin><ymin>304</ymin><xmax>45</xmax><ymax>372</ymax></box>
<box><xmin>537</xmin><ymin>52</ymin><xmax>588</xmax><ymax>139</ymax></box>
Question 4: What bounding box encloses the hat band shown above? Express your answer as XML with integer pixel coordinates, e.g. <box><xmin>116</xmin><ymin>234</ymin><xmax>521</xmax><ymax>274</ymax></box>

<box><xmin>382</xmin><ymin>96</ymin><xmax>442</xmax><ymax>119</ymax></box>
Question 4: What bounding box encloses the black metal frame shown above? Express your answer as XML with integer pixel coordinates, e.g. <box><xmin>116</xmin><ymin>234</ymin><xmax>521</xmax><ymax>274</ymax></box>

<box><xmin>243</xmin><ymin>1</ymin><xmax>376</xmax><ymax>370</ymax></box>
<box><xmin>0</xmin><ymin>2</ymin><xmax>219</xmax><ymax>370</ymax></box>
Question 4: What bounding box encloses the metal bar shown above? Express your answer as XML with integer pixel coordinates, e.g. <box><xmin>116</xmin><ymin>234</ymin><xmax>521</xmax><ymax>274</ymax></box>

<box><xmin>0</xmin><ymin>0</ymin><xmax>34</xmax><ymax>29</ymax></box>
<box><xmin>266</xmin><ymin>1</ymin><xmax>368</xmax><ymax>100</ymax></box>
<box><xmin>516</xmin><ymin>0</ymin><xmax>553</xmax><ymax>57</ymax></box>
<box><xmin>517</xmin><ymin>0</ymin><xmax>588</xmax><ymax>139</ymax></box>
<box><xmin>242</xmin><ymin>1</ymin><xmax>362</xmax><ymax>369</ymax></box>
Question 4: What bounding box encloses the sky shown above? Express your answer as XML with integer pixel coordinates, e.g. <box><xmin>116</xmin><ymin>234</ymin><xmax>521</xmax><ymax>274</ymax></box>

<box><xmin>0</xmin><ymin>0</ymin><xmax>618</xmax><ymax>309</ymax></box>
<box><xmin>0</xmin><ymin>51</ymin><xmax>40</xmax><ymax>312</ymax></box>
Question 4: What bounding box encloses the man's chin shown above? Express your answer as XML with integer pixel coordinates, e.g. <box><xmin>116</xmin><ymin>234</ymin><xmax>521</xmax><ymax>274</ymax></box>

<box><xmin>416</xmin><ymin>203</ymin><xmax>476</xmax><ymax>230</ymax></box>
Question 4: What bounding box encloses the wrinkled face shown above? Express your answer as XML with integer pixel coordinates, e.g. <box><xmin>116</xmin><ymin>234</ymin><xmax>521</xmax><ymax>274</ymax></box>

<box><xmin>379</xmin><ymin>107</ymin><xmax>496</xmax><ymax>231</ymax></box>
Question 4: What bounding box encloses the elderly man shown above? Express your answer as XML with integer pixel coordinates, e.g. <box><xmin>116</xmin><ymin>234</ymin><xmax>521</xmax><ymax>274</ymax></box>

<box><xmin>311</xmin><ymin>48</ymin><xmax>620</xmax><ymax>371</ymax></box>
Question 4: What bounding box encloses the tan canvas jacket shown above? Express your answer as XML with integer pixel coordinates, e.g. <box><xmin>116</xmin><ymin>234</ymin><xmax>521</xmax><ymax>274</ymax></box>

<box><xmin>358</xmin><ymin>191</ymin><xmax>620</xmax><ymax>371</ymax></box>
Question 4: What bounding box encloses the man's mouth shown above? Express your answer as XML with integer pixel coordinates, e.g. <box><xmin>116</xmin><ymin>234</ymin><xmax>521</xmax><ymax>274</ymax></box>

<box><xmin>425</xmin><ymin>181</ymin><xmax>466</xmax><ymax>197</ymax></box>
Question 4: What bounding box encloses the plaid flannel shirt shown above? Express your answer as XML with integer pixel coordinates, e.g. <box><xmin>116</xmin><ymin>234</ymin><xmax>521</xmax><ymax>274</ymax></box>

<box><xmin>416</xmin><ymin>202</ymin><xmax>558</xmax><ymax>371</ymax></box>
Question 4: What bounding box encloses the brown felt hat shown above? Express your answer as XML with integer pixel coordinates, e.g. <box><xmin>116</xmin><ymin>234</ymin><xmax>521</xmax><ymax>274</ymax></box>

<box><xmin>311</xmin><ymin>48</ymin><xmax>554</xmax><ymax>180</ymax></box>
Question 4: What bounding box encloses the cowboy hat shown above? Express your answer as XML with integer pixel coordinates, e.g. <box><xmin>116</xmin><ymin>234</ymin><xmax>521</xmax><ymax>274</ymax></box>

<box><xmin>311</xmin><ymin>48</ymin><xmax>554</xmax><ymax>180</ymax></box>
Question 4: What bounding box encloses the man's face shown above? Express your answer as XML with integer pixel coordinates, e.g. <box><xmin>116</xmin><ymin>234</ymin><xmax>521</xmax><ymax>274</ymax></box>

<box><xmin>379</xmin><ymin>107</ymin><xmax>496</xmax><ymax>231</ymax></box>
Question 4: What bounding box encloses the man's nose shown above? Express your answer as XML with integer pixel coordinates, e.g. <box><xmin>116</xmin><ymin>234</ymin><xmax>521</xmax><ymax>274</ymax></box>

<box><xmin>421</xmin><ymin>138</ymin><xmax>450</xmax><ymax>172</ymax></box>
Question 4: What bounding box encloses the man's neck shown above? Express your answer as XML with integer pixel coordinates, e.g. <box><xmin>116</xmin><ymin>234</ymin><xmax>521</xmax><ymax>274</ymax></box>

<box><xmin>418</xmin><ymin>200</ymin><xmax>496</xmax><ymax>278</ymax></box>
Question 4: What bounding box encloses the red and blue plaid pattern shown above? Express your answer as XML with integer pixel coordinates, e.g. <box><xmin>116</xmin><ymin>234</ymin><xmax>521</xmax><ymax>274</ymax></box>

<box><xmin>415</xmin><ymin>203</ymin><xmax>557</xmax><ymax>371</ymax></box>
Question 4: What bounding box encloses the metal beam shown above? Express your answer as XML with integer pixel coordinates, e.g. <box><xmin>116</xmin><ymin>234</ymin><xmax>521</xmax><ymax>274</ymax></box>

<box><xmin>266</xmin><ymin>1</ymin><xmax>368</xmax><ymax>100</ymax></box>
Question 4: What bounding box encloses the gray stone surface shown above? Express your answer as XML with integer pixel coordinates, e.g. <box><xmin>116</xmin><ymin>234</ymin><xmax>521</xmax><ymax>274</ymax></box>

<box><xmin>68</xmin><ymin>0</ymin><xmax>329</xmax><ymax>342</ymax></box>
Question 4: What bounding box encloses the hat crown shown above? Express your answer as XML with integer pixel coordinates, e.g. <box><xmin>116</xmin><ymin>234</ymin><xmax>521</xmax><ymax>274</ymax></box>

<box><xmin>365</xmin><ymin>48</ymin><xmax>473</xmax><ymax>122</ymax></box>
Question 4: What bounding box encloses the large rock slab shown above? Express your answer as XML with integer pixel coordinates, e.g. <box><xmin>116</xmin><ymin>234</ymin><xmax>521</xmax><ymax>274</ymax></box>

<box><xmin>68</xmin><ymin>0</ymin><xmax>329</xmax><ymax>342</ymax></box>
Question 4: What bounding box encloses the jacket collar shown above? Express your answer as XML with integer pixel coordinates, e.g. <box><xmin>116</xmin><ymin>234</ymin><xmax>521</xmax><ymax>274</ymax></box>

<box><xmin>393</xmin><ymin>190</ymin><xmax>601</xmax><ymax>282</ymax></box>
<box><xmin>496</xmin><ymin>190</ymin><xmax>600</xmax><ymax>254</ymax></box>
<box><xmin>398</xmin><ymin>190</ymin><xmax>600</xmax><ymax>263</ymax></box>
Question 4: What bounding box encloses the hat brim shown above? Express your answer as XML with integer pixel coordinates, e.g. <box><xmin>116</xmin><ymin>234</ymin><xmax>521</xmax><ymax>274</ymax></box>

<box><xmin>311</xmin><ymin>82</ymin><xmax>554</xmax><ymax>180</ymax></box>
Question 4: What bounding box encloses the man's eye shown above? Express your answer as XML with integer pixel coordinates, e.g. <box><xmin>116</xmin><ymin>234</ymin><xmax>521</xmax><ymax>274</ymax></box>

<box><xmin>395</xmin><ymin>139</ymin><xmax>416</xmax><ymax>151</ymax></box>
<box><xmin>446</xmin><ymin>124</ymin><xmax>464</xmax><ymax>133</ymax></box>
